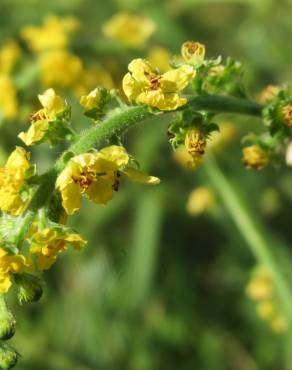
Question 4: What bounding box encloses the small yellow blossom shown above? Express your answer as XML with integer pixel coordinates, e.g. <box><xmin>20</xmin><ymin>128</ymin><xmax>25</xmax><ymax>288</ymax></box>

<box><xmin>56</xmin><ymin>145</ymin><xmax>160</xmax><ymax>215</ymax></box>
<box><xmin>102</xmin><ymin>12</ymin><xmax>155</xmax><ymax>47</ymax></box>
<box><xmin>246</xmin><ymin>269</ymin><xmax>273</xmax><ymax>301</ymax></box>
<box><xmin>0</xmin><ymin>147</ymin><xmax>30</xmax><ymax>215</ymax></box>
<box><xmin>38</xmin><ymin>49</ymin><xmax>82</xmax><ymax>88</ymax></box>
<box><xmin>123</xmin><ymin>58</ymin><xmax>195</xmax><ymax>111</ymax></box>
<box><xmin>21</xmin><ymin>15</ymin><xmax>79</xmax><ymax>52</ymax></box>
<box><xmin>0</xmin><ymin>41</ymin><xmax>20</xmax><ymax>75</ymax></box>
<box><xmin>257</xmin><ymin>85</ymin><xmax>280</xmax><ymax>103</ymax></box>
<box><xmin>181</xmin><ymin>41</ymin><xmax>205</xmax><ymax>65</ymax></box>
<box><xmin>29</xmin><ymin>228</ymin><xmax>86</xmax><ymax>270</ymax></box>
<box><xmin>282</xmin><ymin>103</ymin><xmax>292</xmax><ymax>127</ymax></box>
<box><xmin>243</xmin><ymin>144</ymin><xmax>269</xmax><ymax>170</ymax></box>
<box><xmin>173</xmin><ymin>146</ymin><xmax>202</xmax><ymax>170</ymax></box>
<box><xmin>148</xmin><ymin>46</ymin><xmax>171</xmax><ymax>73</ymax></box>
<box><xmin>186</xmin><ymin>187</ymin><xmax>214</xmax><ymax>216</ymax></box>
<box><xmin>80</xmin><ymin>88</ymin><xmax>102</xmax><ymax>111</ymax></box>
<box><xmin>184</xmin><ymin>128</ymin><xmax>206</xmax><ymax>155</ymax></box>
<box><xmin>18</xmin><ymin>88</ymin><xmax>65</xmax><ymax>146</ymax></box>
<box><xmin>0</xmin><ymin>248</ymin><xmax>31</xmax><ymax>293</ymax></box>
<box><xmin>0</xmin><ymin>75</ymin><xmax>18</xmax><ymax>119</ymax></box>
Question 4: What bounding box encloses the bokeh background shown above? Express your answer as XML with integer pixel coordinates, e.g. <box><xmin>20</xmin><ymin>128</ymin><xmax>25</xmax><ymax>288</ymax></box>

<box><xmin>1</xmin><ymin>0</ymin><xmax>292</xmax><ymax>369</ymax></box>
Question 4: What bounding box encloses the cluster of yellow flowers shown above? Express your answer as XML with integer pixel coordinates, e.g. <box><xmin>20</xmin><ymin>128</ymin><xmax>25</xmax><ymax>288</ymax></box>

<box><xmin>246</xmin><ymin>267</ymin><xmax>288</xmax><ymax>333</ymax></box>
<box><xmin>21</xmin><ymin>15</ymin><xmax>82</xmax><ymax>89</ymax></box>
<box><xmin>20</xmin><ymin>15</ymin><xmax>113</xmax><ymax>94</ymax></box>
<box><xmin>0</xmin><ymin>84</ymin><xmax>162</xmax><ymax>293</ymax></box>
<box><xmin>0</xmin><ymin>41</ymin><xmax>20</xmax><ymax>119</ymax></box>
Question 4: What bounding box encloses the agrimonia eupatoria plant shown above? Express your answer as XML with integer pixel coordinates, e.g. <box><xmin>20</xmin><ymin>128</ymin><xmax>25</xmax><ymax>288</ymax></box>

<box><xmin>0</xmin><ymin>40</ymin><xmax>291</xmax><ymax>368</ymax></box>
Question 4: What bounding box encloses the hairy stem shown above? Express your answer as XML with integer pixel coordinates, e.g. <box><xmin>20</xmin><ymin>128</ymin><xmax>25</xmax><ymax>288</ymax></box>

<box><xmin>203</xmin><ymin>155</ymin><xmax>292</xmax><ymax>324</ymax></box>
<box><xmin>24</xmin><ymin>95</ymin><xmax>263</xmax><ymax>229</ymax></box>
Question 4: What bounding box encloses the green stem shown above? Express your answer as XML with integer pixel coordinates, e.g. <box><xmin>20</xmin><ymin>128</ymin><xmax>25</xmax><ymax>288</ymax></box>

<box><xmin>203</xmin><ymin>155</ymin><xmax>292</xmax><ymax>323</ymax></box>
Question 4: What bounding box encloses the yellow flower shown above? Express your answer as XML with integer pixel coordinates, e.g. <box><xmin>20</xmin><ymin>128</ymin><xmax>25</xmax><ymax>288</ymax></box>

<box><xmin>18</xmin><ymin>88</ymin><xmax>65</xmax><ymax>146</ymax></box>
<box><xmin>38</xmin><ymin>49</ymin><xmax>82</xmax><ymax>88</ymax></box>
<box><xmin>242</xmin><ymin>144</ymin><xmax>269</xmax><ymax>170</ymax></box>
<box><xmin>29</xmin><ymin>228</ymin><xmax>86</xmax><ymax>270</ymax></box>
<box><xmin>102</xmin><ymin>12</ymin><xmax>155</xmax><ymax>47</ymax></box>
<box><xmin>56</xmin><ymin>145</ymin><xmax>160</xmax><ymax>215</ymax></box>
<box><xmin>0</xmin><ymin>75</ymin><xmax>18</xmax><ymax>119</ymax></box>
<box><xmin>21</xmin><ymin>15</ymin><xmax>79</xmax><ymax>52</ymax></box>
<box><xmin>148</xmin><ymin>46</ymin><xmax>171</xmax><ymax>73</ymax></box>
<box><xmin>123</xmin><ymin>58</ymin><xmax>195</xmax><ymax>111</ymax></box>
<box><xmin>0</xmin><ymin>40</ymin><xmax>20</xmax><ymax>75</ymax></box>
<box><xmin>246</xmin><ymin>269</ymin><xmax>273</xmax><ymax>301</ymax></box>
<box><xmin>181</xmin><ymin>41</ymin><xmax>205</xmax><ymax>65</ymax></box>
<box><xmin>0</xmin><ymin>248</ymin><xmax>31</xmax><ymax>293</ymax></box>
<box><xmin>186</xmin><ymin>187</ymin><xmax>214</xmax><ymax>216</ymax></box>
<box><xmin>282</xmin><ymin>103</ymin><xmax>292</xmax><ymax>127</ymax></box>
<box><xmin>0</xmin><ymin>147</ymin><xmax>30</xmax><ymax>215</ymax></box>
<box><xmin>80</xmin><ymin>88</ymin><xmax>102</xmax><ymax>111</ymax></box>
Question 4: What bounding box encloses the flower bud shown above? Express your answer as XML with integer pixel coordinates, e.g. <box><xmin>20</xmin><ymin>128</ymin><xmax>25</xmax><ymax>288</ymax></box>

<box><xmin>15</xmin><ymin>274</ymin><xmax>43</xmax><ymax>305</ymax></box>
<box><xmin>0</xmin><ymin>344</ymin><xmax>18</xmax><ymax>369</ymax></box>
<box><xmin>281</xmin><ymin>103</ymin><xmax>292</xmax><ymax>127</ymax></box>
<box><xmin>184</xmin><ymin>128</ymin><xmax>206</xmax><ymax>156</ymax></box>
<box><xmin>257</xmin><ymin>85</ymin><xmax>280</xmax><ymax>103</ymax></box>
<box><xmin>0</xmin><ymin>298</ymin><xmax>15</xmax><ymax>340</ymax></box>
<box><xmin>181</xmin><ymin>41</ymin><xmax>205</xmax><ymax>65</ymax></box>
<box><xmin>242</xmin><ymin>144</ymin><xmax>269</xmax><ymax>170</ymax></box>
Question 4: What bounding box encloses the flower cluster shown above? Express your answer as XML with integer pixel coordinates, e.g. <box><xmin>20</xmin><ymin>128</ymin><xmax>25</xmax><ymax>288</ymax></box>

<box><xmin>246</xmin><ymin>267</ymin><xmax>288</xmax><ymax>333</ymax></box>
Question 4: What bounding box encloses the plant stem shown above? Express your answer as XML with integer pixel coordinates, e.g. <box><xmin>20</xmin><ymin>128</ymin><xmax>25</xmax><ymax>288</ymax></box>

<box><xmin>203</xmin><ymin>155</ymin><xmax>292</xmax><ymax>323</ymax></box>
<box><xmin>24</xmin><ymin>95</ymin><xmax>263</xmax><ymax>231</ymax></box>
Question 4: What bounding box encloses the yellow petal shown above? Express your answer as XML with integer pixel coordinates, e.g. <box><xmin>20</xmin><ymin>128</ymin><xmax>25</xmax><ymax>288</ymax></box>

<box><xmin>60</xmin><ymin>180</ymin><xmax>82</xmax><ymax>215</ymax></box>
<box><xmin>124</xmin><ymin>167</ymin><xmax>160</xmax><ymax>184</ymax></box>
<box><xmin>95</xmin><ymin>146</ymin><xmax>129</xmax><ymax>172</ymax></box>
<box><xmin>0</xmin><ymin>276</ymin><xmax>12</xmax><ymax>294</ymax></box>
<box><xmin>86</xmin><ymin>177</ymin><xmax>114</xmax><ymax>205</ymax></box>
<box><xmin>38</xmin><ymin>88</ymin><xmax>65</xmax><ymax>117</ymax></box>
<box><xmin>18</xmin><ymin>119</ymin><xmax>49</xmax><ymax>146</ymax></box>
<box><xmin>160</xmin><ymin>65</ymin><xmax>195</xmax><ymax>92</ymax></box>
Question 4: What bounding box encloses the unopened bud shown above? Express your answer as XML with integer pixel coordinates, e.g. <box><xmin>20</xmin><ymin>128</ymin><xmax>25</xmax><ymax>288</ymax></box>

<box><xmin>257</xmin><ymin>85</ymin><xmax>280</xmax><ymax>103</ymax></box>
<box><xmin>181</xmin><ymin>41</ymin><xmax>205</xmax><ymax>65</ymax></box>
<box><xmin>0</xmin><ymin>344</ymin><xmax>18</xmax><ymax>370</ymax></box>
<box><xmin>0</xmin><ymin>298</ymin><xmax>15</xmax><ymax>340</ymax></box>
<box><xmin>242</xmin><ymin>144</ymin><xmax>269</xmax><ymax>170</ymax></box>
<box><xmin>281</xmin><ymin>103</ymin><xmax>292</xmax><ymax>127</ymax></box>
<box><xmin>15</xmin><ymin>274</ymin><xmax>43</xmax><ymax>305</ymax></box>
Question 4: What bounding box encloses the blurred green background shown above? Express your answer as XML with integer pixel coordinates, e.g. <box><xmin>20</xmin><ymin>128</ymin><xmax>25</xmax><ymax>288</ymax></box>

<box><xmin>1</xmin><ymin>0</ymin><xmax>292</xmax><ymax>369</ymax></box>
